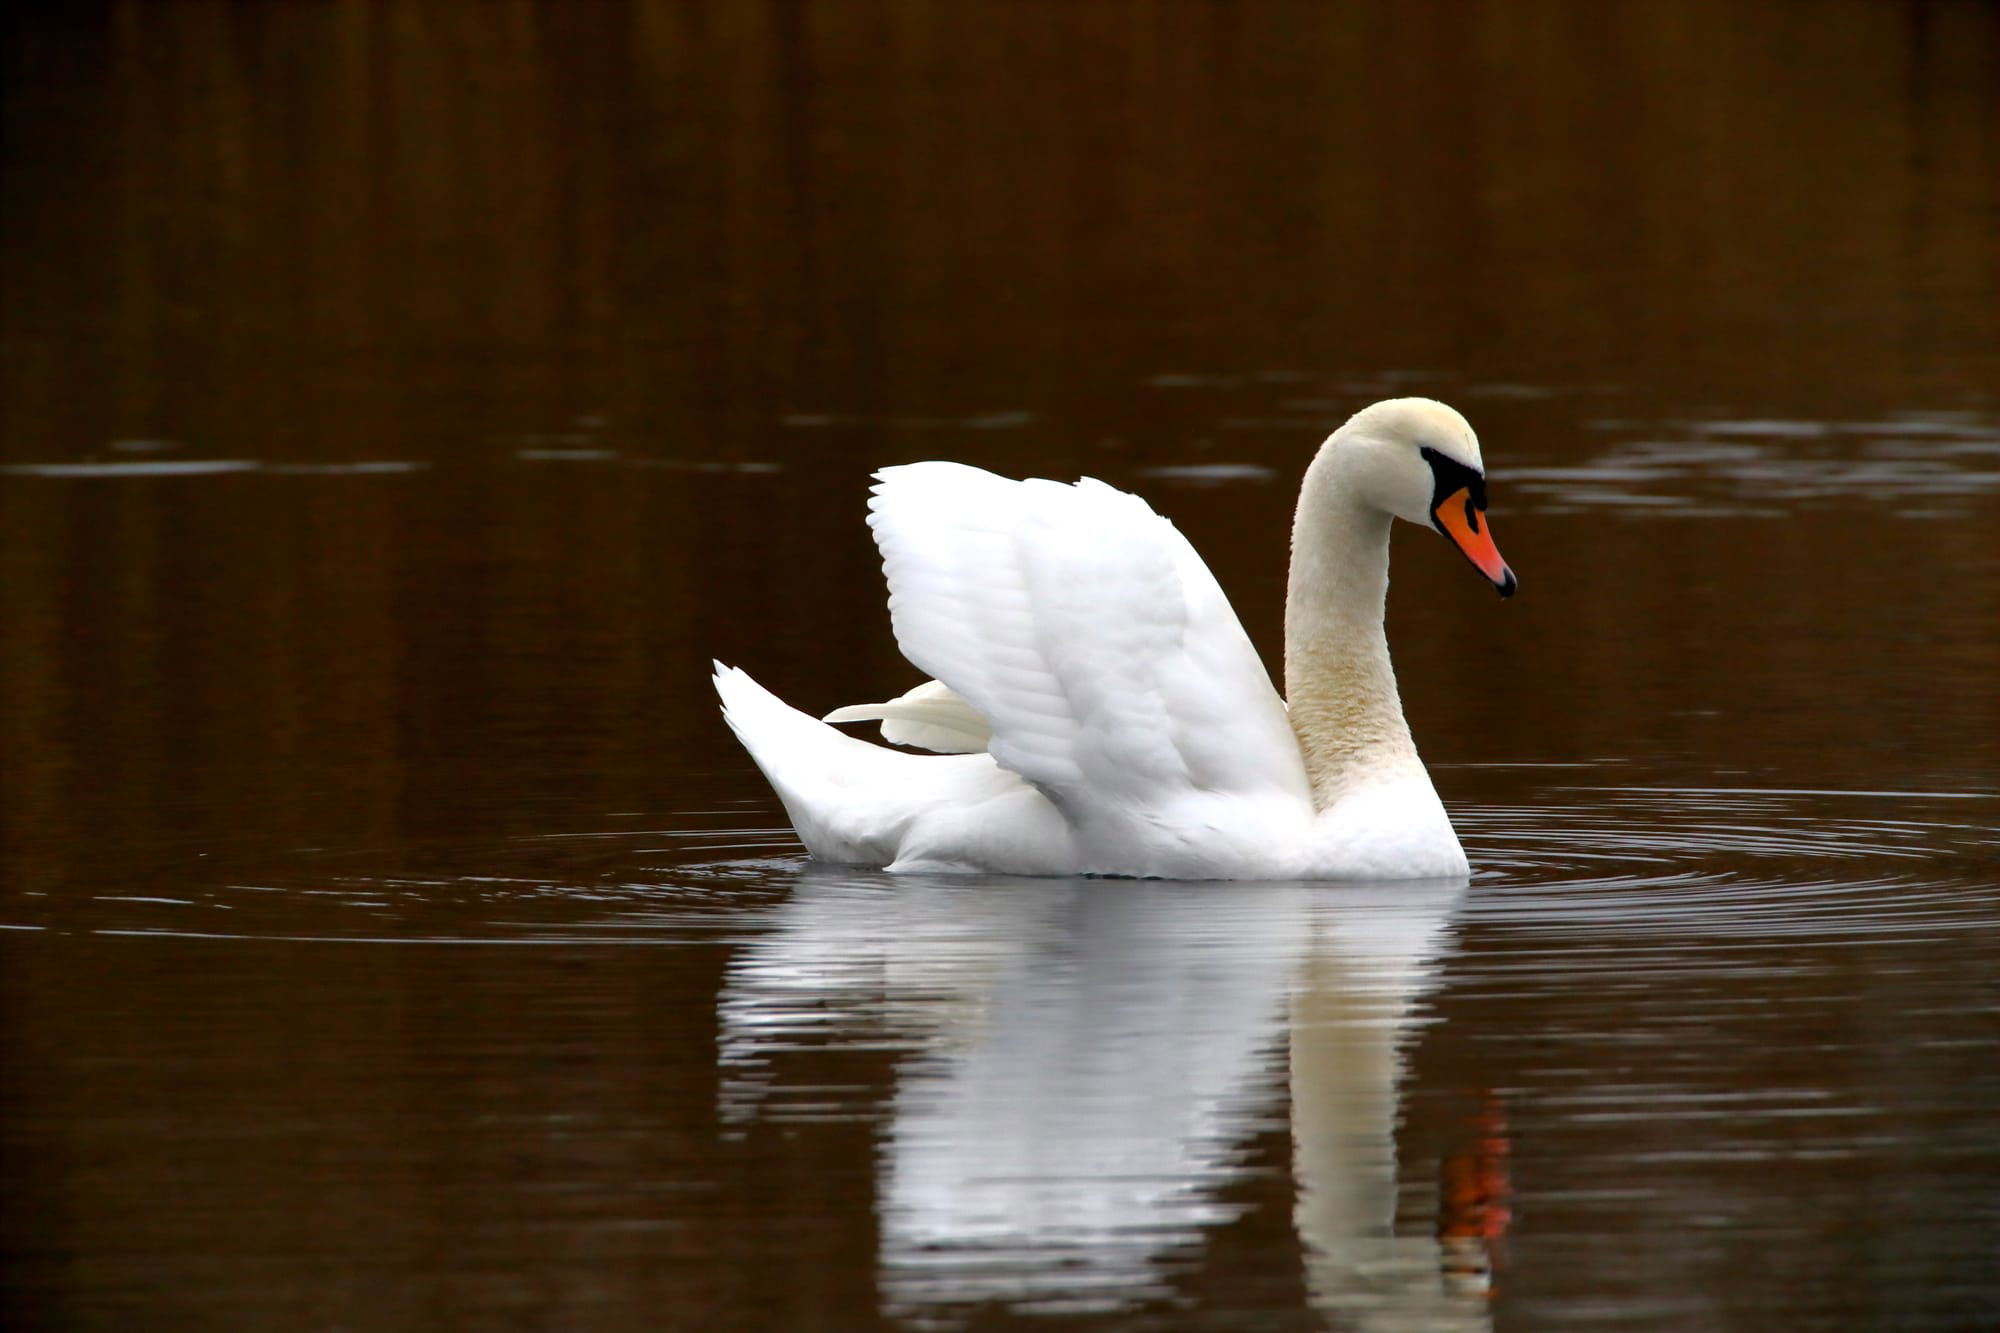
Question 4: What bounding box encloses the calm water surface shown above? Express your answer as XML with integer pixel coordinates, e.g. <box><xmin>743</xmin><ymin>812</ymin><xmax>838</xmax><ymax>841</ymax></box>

<box><xmin>4</xmin><ymin>4</ymin><xmax>1999</xmax><ymax>1330</ymax></box>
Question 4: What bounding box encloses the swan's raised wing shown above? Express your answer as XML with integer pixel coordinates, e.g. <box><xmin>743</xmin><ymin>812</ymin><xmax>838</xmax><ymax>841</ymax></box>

<box><xmin>868</xmin><ymin>462</ymin><xmax>1313</xmax><ymax>828</ymax></box>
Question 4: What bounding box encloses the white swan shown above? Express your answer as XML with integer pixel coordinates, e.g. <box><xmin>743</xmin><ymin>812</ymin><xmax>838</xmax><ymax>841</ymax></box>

<box><xmin>713</xmin><ymin>397</ymin><xmax>1515</xmax><ymax>879</ymax></box>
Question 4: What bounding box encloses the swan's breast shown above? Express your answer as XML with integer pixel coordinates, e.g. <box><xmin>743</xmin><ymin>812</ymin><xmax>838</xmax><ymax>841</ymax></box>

<box><xmin>1301</xmin><ymin>776</ymin><xmax>1469</xmax><ymax>880</ymax></box>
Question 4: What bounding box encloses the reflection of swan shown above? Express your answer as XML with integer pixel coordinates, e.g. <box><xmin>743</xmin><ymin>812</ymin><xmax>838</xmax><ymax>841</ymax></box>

<box><xmin>1292</xmin><ymin>880</ymin><xmax>1494</xmax><ymax>1331</ymax></box>
<box><xmin>720</xmin><ymin>871</ymin><xmax>1306</xmax><ymax>1310</ymax></box>
<box><xmin>713</xmin><ymin>398</ymin><xmax>1515</xmax><ymax>879</ymax></box>
<box><xmin>717</xmin><ymin>870</ymin><xmax>1491</xmax><ymax>1324</ymax></box>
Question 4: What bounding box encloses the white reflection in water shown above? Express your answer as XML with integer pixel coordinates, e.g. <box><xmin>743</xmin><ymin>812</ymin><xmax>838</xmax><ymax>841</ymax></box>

<box><xmin>1512</xmin><ymin>410</ymin><xmax>2000</xmax><ymax>514</ymax></box>
<box><xmin>1291</xmin><ymin>882</ymin><xmax>1491</xmax><ymax>1330</ymax></box>
<box><xmin>0</xmin><ymin>458</ymin><xmax>429</xmax><ymax>477</ymax></box>
<box><xmin>718</xmin><ymin>872</ymin><xmax>1490</xmax><ymax>1326</ymax></box>
<box><xmin>879</xmin><ymin>882</ymin><xmax>1301</xmax><ymax>1311</ymax></box>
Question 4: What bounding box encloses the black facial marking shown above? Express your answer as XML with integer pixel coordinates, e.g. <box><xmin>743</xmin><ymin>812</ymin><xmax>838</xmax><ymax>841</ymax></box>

<box><xmin>1420</xmin><ymin>445</ymin><xmax>1488</xmax><ymax>533</ymax></box>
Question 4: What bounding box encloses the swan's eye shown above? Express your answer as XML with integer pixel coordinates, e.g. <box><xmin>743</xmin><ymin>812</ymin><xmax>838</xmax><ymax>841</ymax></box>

<box><xmin>1419</xmin><ymin>445</ymin><xmax>1488</xmax><ymax>516</ymax></box>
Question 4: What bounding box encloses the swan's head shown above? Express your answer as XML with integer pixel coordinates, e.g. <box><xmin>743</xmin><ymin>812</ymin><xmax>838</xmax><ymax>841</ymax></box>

<box><xmin>1329</xmin><ymin>397</ymin><xmax>1517</xmax><ymax>598</ymax></box>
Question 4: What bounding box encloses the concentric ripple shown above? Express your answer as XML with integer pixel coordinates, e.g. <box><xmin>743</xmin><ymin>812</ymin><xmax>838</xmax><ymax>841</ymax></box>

<box><xmin>15</xmin><ymin>778</ymin><xmax>1993</xmax><ymax>948</ymax></box>
<box><xmin>1456</xmin><ymin>781</ymin><xmax>2000</xmax><ymax>943</ymax></box>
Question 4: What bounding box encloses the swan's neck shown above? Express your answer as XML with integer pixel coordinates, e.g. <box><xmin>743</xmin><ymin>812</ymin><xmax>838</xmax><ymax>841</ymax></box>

<box><xmin>1285</xmin><ymin>459</ymin><xmax>1423</xmax><ymax>809</ymax></box>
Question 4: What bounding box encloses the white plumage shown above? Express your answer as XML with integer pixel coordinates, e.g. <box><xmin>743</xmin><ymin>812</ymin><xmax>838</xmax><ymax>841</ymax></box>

<box><xmin>715</xmin><ymin>397</ymin><xmax>1515</xmax><ymax>879</ymax></box>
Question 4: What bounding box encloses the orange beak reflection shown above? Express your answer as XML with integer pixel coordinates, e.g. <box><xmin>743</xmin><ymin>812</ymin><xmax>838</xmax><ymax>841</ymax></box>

<box><xmin>1434</xmin><ymin>487</ymin><xmax>1517</xmax><ymax>598</ymax></box>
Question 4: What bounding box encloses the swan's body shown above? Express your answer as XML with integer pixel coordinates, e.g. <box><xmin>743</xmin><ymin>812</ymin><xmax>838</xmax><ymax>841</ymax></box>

<box><xmin>715</xmin><ymin>397</ymin><xmax>1514</xmax><ymax>880</ymax></box>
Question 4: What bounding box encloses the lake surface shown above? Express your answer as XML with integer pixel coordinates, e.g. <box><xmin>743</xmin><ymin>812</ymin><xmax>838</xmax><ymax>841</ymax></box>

<box><xmin>4</xmin><ymin>3</ymin><xmax>1999</xmax><ymax>1329</ymax></box>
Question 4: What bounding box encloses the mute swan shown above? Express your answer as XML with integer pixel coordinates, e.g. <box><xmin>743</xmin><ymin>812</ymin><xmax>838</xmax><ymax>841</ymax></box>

<box><xmin>714</xmin><ymin>397</ymin><xmax>1515</xmax><ymax>878</ymax></box>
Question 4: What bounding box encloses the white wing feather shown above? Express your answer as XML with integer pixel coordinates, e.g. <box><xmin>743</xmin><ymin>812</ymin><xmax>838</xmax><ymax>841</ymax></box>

<box><xmin>824</xmin><ymin>679</ymin><xmax>993</xmax><ymax>754</ymax></box>
<box><xmin>868</xmin><ymin>463</ymin><xmax>1313</xmax><ymax>831</ymax></box>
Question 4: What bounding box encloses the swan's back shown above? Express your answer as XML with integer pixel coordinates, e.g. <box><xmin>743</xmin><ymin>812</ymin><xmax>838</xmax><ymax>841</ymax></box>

<box><xmin>720</xmin><ymin>462</ymin><xmax>1319</xmax><ymax>877</ymax></box>
<box><xmin>869</xmin><ymin>464</ymin><xmax>1313</xmax><ymax>833</ymax></box>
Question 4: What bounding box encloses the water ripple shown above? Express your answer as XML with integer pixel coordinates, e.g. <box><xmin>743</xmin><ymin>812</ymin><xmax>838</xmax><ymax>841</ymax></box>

<box><xmin>1459</xmin><ymin>782</ymin><xmax>1999</xmax><ymax>942</ymax></box>
<box><xmin>15</xmin><ymin>779</ymin><xmax>1992</xmax><ymax>949</ymax></box>
<box><xmin>1516</xmin><ymin>411</ymin><xmax>2000</xmax><ymax>515</ymax></box>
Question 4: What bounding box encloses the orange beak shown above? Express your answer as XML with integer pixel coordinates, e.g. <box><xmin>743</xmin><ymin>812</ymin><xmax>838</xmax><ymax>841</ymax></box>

<box><xmin>1433</xmin><ymin>487</ymin><xmax>1517</xmax><ymax>597</ymax></box>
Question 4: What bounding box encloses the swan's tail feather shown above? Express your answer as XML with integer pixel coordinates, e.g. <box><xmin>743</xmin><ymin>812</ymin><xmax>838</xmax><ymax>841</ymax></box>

<box><xmin>717</xmin><ymin>662</ymin><xmax>999</xmax><ymax>867</ymax></box>
<box><xmin>714</xmin><ymin>663</ymin><xmax>1066</xmax><ymax>873</ymax></box>
<box><xmin>714</xmin><ymin>663</ymin><xmax>884</xmax><ymax>863</ymax></box>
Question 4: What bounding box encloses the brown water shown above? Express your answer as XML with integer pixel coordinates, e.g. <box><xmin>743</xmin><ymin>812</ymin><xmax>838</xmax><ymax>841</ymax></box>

<box><xmin>5</xmin><ymin>3</ymin><xmax>2000</xmax><ymax>1330</ymax></box>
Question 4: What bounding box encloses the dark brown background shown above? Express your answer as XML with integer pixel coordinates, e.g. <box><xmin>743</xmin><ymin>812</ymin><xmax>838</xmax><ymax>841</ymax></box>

<box><xmin>3</xmin><ymin>3</ymin><xmax>1998</xmax><ymax>1329</ymax></box>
